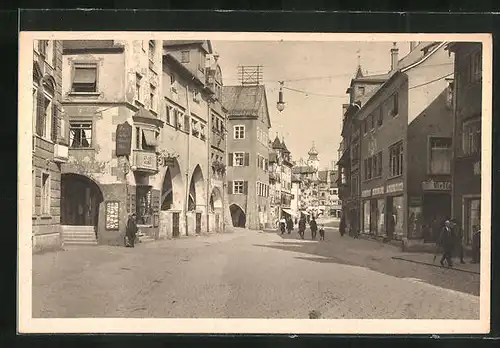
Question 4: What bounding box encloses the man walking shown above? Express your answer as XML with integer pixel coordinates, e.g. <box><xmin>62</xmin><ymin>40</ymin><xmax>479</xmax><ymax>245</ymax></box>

<box><xmin>125</xmin><ymin>213</ymin><xmax>138</xmax><ymax>248</ymax></box>
<box><xmin>438</xmin><ymin>220</ymin><xmax>455</xmax><ymax>267</ymax></box>
<box><xmin>309</xmin><ymin>216</ymin><xmax>318</xmax><ymax>240</ymax></box>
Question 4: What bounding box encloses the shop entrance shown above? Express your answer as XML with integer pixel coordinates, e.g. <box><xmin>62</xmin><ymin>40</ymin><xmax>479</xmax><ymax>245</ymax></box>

<box><xmin>423</xmin><ymin>193</ymin><xmax>451</xmax><ymax>242</ymax></box>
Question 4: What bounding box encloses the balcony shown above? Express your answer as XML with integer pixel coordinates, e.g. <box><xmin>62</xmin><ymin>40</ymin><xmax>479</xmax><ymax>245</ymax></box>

<box><xmin>133</xmin><ymin>150</ymin><xmax>158</xmax><ymax>173</ymax></box>
<box><xmin>53</xmin><ymin>144</ymin><xmax>69</xmax><ymax>163</ymax></box>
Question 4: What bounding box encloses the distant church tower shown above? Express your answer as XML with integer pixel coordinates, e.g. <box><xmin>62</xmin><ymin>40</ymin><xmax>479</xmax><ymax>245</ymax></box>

<box><xmin>307</xmin><ymin>142</ymin><xmax>320</xmax><ymax>171</ymax></box>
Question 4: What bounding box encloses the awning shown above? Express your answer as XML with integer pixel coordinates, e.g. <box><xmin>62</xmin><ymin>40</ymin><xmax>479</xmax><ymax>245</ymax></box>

<box><xmin>142</xmin><ymin>129</ymin><xmax>158</xmax><ymax>147</ymax></box>
<box><xmin>73</xmin><ymin>67</ymin><xmax>97</xmax><ymax>84</ymax></box>
<box><xmin>282</xmin><ymin>208</ymin><xmax>294</xmax><ymax>216</ymax></box>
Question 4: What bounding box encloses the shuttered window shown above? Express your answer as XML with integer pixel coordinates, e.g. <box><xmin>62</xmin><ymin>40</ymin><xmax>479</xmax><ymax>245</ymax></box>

<box><xmin>51</xmin><ymin>106</ymin><xmax>58</xmax><ymax>142</ymax></box>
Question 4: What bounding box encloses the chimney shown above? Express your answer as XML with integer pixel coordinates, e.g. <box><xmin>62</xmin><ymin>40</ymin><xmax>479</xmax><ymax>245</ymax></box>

<box><xmin>390</xmin><ymin>42</ymin><xmax>399</xmax><ymax>71</ymax></box>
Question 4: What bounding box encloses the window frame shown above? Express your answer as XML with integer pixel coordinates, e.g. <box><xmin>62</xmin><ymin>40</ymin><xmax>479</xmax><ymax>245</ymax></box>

<box><xmin>135</xmin><ymin>73</ymin><xmax>143</xmax><ymax>104</ymax></box>
<box><xmin>389</xmin><ymin>140</ymin><xmax>404</xmax><ymax>177</ymax></box>
<box><xmin>461</xmin><ymin>117</ymin><xmax>481</xmax><ymax>157</ymax></box>
<box><xmin>233</xmin><ymin>125</ymin><xmax>245</xmax><ymax>139</ymax></box>
<box><xmin>181</xmin><ymin>50</ymin><xmax>190</xmax><ymax>63</ymax></box>
<box><xmin>69</xmin><ymin>120</ymin><xmax>93</xmax><ymax>149</ymax></box>
<box><xmin>428</xmin><ymin>136</ymin><xmax>452</xmax><ymax>175</ymax></box>
<box><xmin>233</xmin><ymin>180</ymin><xmax>245</xmax><ymax>194</ymax></box>
<box><xmin>71</xmin><ymin>62</ymin><xmax>99</xmax><ymax>94</ymax></box>
<box><xmin>233</xmin><ymin>152</ymin><xmax>245</xmax><ymax>167</ymax></box>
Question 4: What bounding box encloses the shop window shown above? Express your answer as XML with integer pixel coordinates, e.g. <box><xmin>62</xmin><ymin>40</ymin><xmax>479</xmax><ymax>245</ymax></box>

<box><xmin>389</xmin><ymin>141</ymin><xmax>404</xmax><ymax>177</ymax></box>
<box><xmin>377</xmin><ymin>199</ymin><xmax>385</xmax><ymax>236</ymax></box>
<box><xmin>70</xmin><ymin>121</ymin><xmax>92</xmax><ymax>148</ymax></box>
<box><xmin>72</xmin><ymin>64</ymin><xmax>98</xmax><ymax>93</ymax></box>
<box><xmin>465</xmin><ymin>198</ymin><xmax>481</xmax><ymax>245</ymax></box>
<box><xmin>429</xmin><ymin>137</ymin><xmax>452</xmax><ymax>174</ymax></box>
<box><xmin>462</xmin><ymin>118</ymin><xmax>481</xmax><ymax>156</ymax></box>
<box><xmin>41</xmin><ymin>172</ymin><xmax>50</xmax><ymax>215</ymax></box>
<box><xmin>363</xmin><ymin>200</ymin><xmax>370</xmax><ymax>234</ymax></box>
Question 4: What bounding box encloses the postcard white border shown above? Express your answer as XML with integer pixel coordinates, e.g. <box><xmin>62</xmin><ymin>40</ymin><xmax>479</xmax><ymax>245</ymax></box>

<box><xmin>18</xmin><ymin>31</ymin><xmax>492</xmax><ymax>334</ymax></box>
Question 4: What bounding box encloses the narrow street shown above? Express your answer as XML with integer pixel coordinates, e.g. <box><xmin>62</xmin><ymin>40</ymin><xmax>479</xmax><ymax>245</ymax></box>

<box><xmin>32</xmin><ymin>226</ymin><xmax>479</xmax><ymax>319</ymax></box>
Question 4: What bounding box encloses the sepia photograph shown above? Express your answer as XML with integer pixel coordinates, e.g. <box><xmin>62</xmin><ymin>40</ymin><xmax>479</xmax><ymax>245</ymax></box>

<box><xmin>18</xmin><ymin>32</ymin><xmax>491</xmax><ymax>334</ymax></box>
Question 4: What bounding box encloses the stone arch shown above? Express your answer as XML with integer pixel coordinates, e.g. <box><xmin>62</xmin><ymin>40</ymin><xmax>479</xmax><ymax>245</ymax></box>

<box><xmin>230</xmin><ymin>203</ymin><xmax>246</xmax><ymax>228</ymax></box>
<box><xmin>160</xmin><ymin>158</ymin><xmax>183</xmax><ymax>210</ymax></box>
<box><xmin>188</xmin><ymin>164</ymin><xmax>205</xmax><ymax>211</ymax></box>
<box><xmin>41</xmin><ymin>74</ymin><xmax>56</xmax><ymax>95</ymax></box>
<box><xmin>60</xmin><ymin>173</ymin><xmax>104</xmax><ymax>229</ymax></box>
<box><xmin>209</xmin><ymin>187</ymin><xmax>223</xmax><ymax>213</ymax></box>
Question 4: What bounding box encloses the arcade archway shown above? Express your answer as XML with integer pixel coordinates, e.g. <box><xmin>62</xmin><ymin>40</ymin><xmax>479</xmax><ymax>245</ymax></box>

<box><xmin>61</xmin><ymin>173</ymin><xmax>103</xmax><ymax>227</ymax></box>
<box><xmin>230</xmin><ymin>204</ymin><xmax>246</xmax><ymax>228</ymax></box>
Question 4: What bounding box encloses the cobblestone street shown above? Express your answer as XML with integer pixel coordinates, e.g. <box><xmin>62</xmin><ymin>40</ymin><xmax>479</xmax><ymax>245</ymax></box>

<box><xmin>32</xmin><ymin>227</ymin><xmax>479</xmax><ymax>319</ymax></box>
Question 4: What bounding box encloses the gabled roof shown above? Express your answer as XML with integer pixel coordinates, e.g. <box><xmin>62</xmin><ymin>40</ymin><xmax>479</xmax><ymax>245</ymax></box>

<box><xmin>222</xmin><ymin>85</ymin><xmax>272</xmax><ymax>128</ymax></box>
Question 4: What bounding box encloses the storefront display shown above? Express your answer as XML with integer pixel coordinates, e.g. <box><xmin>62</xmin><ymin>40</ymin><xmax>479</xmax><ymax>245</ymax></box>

<box><xmin>392</xmin><ymin>196</ymin><xmax>404</xmax><ymax>239</ymax></box>
<box><xmin>377</xmin><ymin>198</ymin><xmax>385</xmax><ymax>236</ymax></box>
<box><xmin>363</xmin><ymin>200</ymin><xmax>370</xmax><ymax>234</ymax></box>
<box><xmin>408</xmin><ymin>206</ymin><xmax>422</xmax><ymax>239</ymax></box>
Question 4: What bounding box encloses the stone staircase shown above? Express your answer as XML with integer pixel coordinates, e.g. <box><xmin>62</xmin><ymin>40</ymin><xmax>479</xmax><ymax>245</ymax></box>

<box><xmin>61</xmin><ymin>225</ymin><xmax>98</xmax><ymax>246</ymax></box>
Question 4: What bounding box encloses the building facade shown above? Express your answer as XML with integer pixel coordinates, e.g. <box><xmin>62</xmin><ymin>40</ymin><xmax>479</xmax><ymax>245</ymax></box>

<box><xmin>223</xmin><ymin>85</ymin><xmax>272</xmax><ymax>230</ymax></box>
<box><xmin>32</xmin><ymin>39</ymin><xmax>67</xmax><ymax>252</ymax></box>
<box><xmin>268</xmin><ymin>135</ymin><xmax>294</xmax><ymax>225</ymax></box>
<box><xmin>448</xmin><ymin>42</ymin><xmax>482</xmax><ymax>247</ymax></box>
<box><xmin>60</xmin><ymin>40</ymin><xmax>164</xmax><ymax>245</ymax></box>
<box><xmin>317</xmin><ymin>169</ymin><xmax>341</xmax><ymax>218</ymax></box>
<box><xmin>291</xmin><ymin>144</ymin><xmax>321</xmax><ymax>219</ymax></box>
<box><xmin>160</xmin><ymin>40</ymin><xmax>227</xmax><ymax>238</ymax></box>
<box><xmin>339</xmin><ymin>42</ymin><xmax>454</xmax><ymax>242</ymax></box>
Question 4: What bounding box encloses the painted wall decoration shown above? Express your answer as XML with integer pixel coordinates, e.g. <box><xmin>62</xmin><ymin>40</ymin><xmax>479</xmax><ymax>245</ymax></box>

<box><xmin>105</xmin><ymin>201</ymin><xmax>120</xmax><ymax>230</ymax></box>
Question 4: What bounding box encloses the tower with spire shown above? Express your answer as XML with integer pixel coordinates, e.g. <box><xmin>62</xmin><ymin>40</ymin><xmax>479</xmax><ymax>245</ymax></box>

<box><xmin>307</xmin><ymin>142</ymin><xmax>320</xmax><ymax>172</ymax></box>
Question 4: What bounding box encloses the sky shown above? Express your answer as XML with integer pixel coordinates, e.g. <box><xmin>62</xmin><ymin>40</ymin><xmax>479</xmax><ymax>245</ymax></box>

<box><xmin>213</xmin><ymin>40</ymin><xmax>410</xmax><ymax>170</ymax></box>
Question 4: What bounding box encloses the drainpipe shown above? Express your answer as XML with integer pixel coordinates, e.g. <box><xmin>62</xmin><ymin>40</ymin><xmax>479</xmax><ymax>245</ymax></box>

<box><xmin>185</xmin><ymin>83</ymin><xmax>192</xmax><ymax>236</ymax></box>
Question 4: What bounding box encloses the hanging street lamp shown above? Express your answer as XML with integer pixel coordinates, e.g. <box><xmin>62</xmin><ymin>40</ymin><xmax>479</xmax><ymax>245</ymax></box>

<box><xmin>276</xmin><ymin>81</ymin><xmax>285</xmax><ymax>112</ymax></box>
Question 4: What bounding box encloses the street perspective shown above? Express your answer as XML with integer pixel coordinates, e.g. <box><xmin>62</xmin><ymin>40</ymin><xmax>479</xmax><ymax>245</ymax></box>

<box><xmin>23</xmin><ymin>34</ymin><xmax>490</xmax><ymax>333</ymax></box>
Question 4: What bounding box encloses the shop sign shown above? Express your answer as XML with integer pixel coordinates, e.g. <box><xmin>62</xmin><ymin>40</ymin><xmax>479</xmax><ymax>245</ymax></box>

<box><xmin>421</xmin><ymin>180</ymin><xmax>451</xmax><ymax>191</ymax></box>
<box><xmin>473</xmin><ymin>161</ymin><xmax>481</xmax><ymax>176</ymax></box>
<box><xmin>115</xmin><ymin>122</ymin><xmax>132</xmax><ymax>156</ymax></box>
<box><xmin>386</xmin><ymin>182</ymin><xmax>403</xmax><ymax>194</ymax></box>
<box><xmin>372</xmin><ymin>186</ymin><xmax>385</xmax><ymax>196</ymax></box>
<box><xmin>361</xmin><ymin>189</ymin><xmax>371</xmax><ymax>198</ymax></box>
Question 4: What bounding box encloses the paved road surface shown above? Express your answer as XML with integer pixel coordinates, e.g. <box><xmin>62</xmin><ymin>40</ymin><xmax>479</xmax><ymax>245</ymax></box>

<box><xmin>32</xmin><ymin>227</ymin><xmax>479</xmax><ymax>319</ymax></box>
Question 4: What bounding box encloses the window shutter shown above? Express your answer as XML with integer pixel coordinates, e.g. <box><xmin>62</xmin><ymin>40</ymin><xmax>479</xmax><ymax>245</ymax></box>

<box><xmin>36</xmin><ymin>89</ymin><xmax>45</xmax><ymax>136</ymax></box>
<box><xmin>228</xmin><ymin>153</ymin><xmax>233</xmax><ymax>166</ymax></box>
<box><xmin>244</xmin><ymin>153</ymin><xmax>250</xmax><ymax>166</ymax></box>
<box><xmin>51</xmin><ymin>106</ymin><xmax>58</xmax><ymax>142</ymax></box>
<box><xmin>227</xmin><ymin>181</ymin><xmax>233</xmax><ymax>194</ymax></box>
<box><xmin>243</xmin><ymin>181</ymin><xmax>248</xmax><ymax>194</ymax></box>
